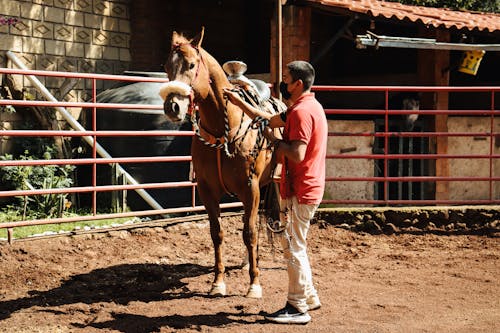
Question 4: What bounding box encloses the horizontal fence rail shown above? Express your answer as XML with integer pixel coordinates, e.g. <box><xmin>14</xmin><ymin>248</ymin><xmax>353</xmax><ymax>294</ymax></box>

<box><xmin>0</xmin><ymin>67</ymin><xmax>499</xmax><ymax>238</ymax></box>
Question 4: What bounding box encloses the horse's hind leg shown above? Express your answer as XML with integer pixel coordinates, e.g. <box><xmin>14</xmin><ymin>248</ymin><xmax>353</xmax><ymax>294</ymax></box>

<box><xmin>198</xmin><ymin>184</ymin><xmax>226</xmax><ymax>296</ymax></box>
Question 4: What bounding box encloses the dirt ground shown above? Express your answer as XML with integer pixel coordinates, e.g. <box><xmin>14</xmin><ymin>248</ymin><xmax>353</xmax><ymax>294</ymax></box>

<box><xmin>0</xmin><ymin>212</ymin><xmax>499</xmax><ymax>333</ymax></box>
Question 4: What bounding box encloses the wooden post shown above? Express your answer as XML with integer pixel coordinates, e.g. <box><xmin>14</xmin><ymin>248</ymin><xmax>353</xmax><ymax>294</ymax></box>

<box><xmin>270</xmin><ymin>4</ymin><xmax>311</xmax><ymax>94</ymax></box>
<box><xmin>7</xmin><ymin>228</ymin><xmax>13</xmax><ymax>245</ymax></box>
<box><xmin>418</xmin><ymin>28</ymin><xmax>450</xmax><ymax>201</ymax></box>
<box><xmin>111</xmin><ymin>163</ymin><xmax>127</xmax><ymax>212</ymax></box>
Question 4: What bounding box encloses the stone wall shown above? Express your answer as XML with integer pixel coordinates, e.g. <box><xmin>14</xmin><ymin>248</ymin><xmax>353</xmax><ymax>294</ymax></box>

<box><xmin>0</xmin><ymin>0</ymin><xmax>131</xmax><ymax>102</ymax></box>
<box><xmin>448</xmin><ymin>117</ymin><xmax>500</xmax><ymax>200</ymax></box>
<box><xmin>316</xmin><ymin>206</ymin><xmax>500</xmax><ymax>235</ymax></box>
<box><xmin>325</xmin><ymin>120</ymin><xmax>375</xmax><ymax>205</ymax></box>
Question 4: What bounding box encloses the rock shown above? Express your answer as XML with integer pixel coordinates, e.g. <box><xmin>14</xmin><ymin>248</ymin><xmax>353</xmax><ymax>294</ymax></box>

<box><xmin>108</xmin><ymin>230</ymin><xmax>130</xmax><ymax>239</ymax></box>
<box><xmin>73</xmin><ymin>234</ymin><xmax>93</xmax><ymax>240</ymax></box>
<box><xmin>375</xmin><ymin>212</ymin><xmax>386</xmax><ymax>224</ymax></box>
<box><xmin>402</xmin><ymin>219</ymin><xmax>412</xmax><ymax>227</ymax></box>
<box><xmin>426</xmin><ymin>222</ymin><xmax>437</xmax><ymax>230</ymax></box>
<box><xmin>488</xmin><ymin>220</ymin><xmax>499</xmax><ymax>229</ymax></box>
<box><xmin>92</xmin><ymin>233</ymin><xmax>106</xmax><ymax>240</ymax></box>
<box><xmin>384</xmin><ymin>223</ymin><xmax>399</xmax><ymax>234</ymax></box>
<box><xmin>364</xmin><ymin>220</ymin><xmax>382</xmax><ymax>233</ymax></box>
<box><xmin>405</xmin><ymin>226</ymin><xmax>420</xmax><ymax>233</ymax></box>
<box><xmin>130</xmin><ymin>228</ymin><xmax>157</xmax><ymax>236</ymax></box>
<box><xmin>317</xmin><ymin>219</ymin><xmax>328</xmax><ymax>229</ymax></box>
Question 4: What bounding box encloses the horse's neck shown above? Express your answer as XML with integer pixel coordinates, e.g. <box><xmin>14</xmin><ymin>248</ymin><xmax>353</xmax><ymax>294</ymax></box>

<box><xmin>198</xmin><ymin>51</ymin><xmax>238</xmax><ymax>137</ymax></box>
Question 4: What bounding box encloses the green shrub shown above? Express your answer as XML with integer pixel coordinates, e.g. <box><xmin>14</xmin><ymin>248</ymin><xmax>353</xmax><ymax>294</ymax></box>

<box><xmin>387</xmin><ymin>0</ymin><xmax>499</xmax><ymax>13</ymax></box>
<box><xmin>0</xmin><ymin>147</ymin><xmax>75</xmax><ymax>218</ymax></box>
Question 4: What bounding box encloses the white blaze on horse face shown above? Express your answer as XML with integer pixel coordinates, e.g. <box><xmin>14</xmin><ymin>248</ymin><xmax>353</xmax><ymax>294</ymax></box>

<box><xmin>159</xmin><ymin>81</ymin><xmax>192</xmax><ymax>122</ymax></box>
<box><xmin>159</xmin><ymin>81</ymin><xmax>192</xmax><ymax>101</ymax></box>
<box><xmin>402</xmin><ymin>97</ymin><xmax>420</xmax><ymax>131</ymax></box>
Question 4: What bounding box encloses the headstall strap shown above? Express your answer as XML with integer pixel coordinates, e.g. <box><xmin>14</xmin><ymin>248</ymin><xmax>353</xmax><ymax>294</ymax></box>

<box><xmin>173</xmin><ymin>42</ymin><xmax>211</xmax><ymax>113</ymax></box>
<box><xmin>188</xmin><ymin>90</ymin><xmax>196</xmax><ymax>116</ymax></box>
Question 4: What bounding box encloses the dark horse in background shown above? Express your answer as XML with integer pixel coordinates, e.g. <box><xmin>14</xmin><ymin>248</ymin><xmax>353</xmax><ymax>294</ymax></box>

<box><xmin>160</xmin><ymin>28</ymin><xmax>285</xmax><ymax>298</ymax></box>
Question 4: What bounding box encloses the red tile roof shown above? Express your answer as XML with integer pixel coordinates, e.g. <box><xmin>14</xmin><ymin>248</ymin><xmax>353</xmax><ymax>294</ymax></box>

<box><xmin>301</xmin><ymin>0</ymin><xmax>500</xmax><ymax>33</ymax></box>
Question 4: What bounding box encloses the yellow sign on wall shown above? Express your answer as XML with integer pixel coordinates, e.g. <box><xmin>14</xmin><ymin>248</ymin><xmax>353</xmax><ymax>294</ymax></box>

<box><xmin>458</xmin><ymin>50</ymin><xmax>486</xmax><ymax>75</ymax></box>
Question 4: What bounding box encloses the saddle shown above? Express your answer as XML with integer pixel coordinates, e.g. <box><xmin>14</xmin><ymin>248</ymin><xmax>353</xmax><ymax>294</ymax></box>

<box><xmin>223</xmin><ymin>61</ymin><xmax>286</xmax><ymax>233</ymax></box>
<box><xmin>222</xmin><ymin>60</ymin><xmax>271</xmax><ymax>108</ymax></box>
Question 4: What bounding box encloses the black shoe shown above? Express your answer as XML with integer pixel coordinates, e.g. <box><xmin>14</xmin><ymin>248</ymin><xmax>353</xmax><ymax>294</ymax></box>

<box><xmin>265</xmin><ymin>302</ymin><xmax>311</xmax><ymax>324</ymax></box>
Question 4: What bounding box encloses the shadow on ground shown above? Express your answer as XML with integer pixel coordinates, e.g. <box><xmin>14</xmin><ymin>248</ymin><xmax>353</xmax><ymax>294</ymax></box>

<box><xmin>74</xmin><ymin>310</ymin><xmax>266</xmax><ymax>333</ymax></box>
<box><xmin>0</xmin><ymin>263</ymin><xmax>210</xmax><ymax>321</ymax></box>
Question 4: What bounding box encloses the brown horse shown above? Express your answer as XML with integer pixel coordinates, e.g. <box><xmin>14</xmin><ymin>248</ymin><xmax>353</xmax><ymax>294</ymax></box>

<box><xmin>160</xmin><ymin>28</ymin><xmax>284</xmax><ymax>298</ymax></box>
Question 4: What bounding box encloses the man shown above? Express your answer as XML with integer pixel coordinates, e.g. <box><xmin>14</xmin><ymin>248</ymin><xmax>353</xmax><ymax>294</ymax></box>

<box><xmin>223</xmin><ymin>60</ymin><xmax>327</xmax><ymax>325</ymax></box>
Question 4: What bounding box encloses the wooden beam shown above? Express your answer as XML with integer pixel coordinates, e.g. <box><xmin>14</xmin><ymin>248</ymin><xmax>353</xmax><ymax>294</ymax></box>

<box><xmin>270</xmin><ymin>5</ymin><xmax>311</xmax><ymax>94</ymax></box>
<box><xmin>357</xmin><ymin>33</ymin><xmax>500</xmax><ymax>51</ymax></box>
<box><xmin>418</xmin><ymin>28</ymin><xmax>450</xmax><ymax>201</ymax></box>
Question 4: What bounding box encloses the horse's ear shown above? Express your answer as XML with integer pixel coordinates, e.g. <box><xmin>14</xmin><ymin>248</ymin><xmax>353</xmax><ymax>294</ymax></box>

<box><xmin>171</xmin><ymin>31</ymin><xmax>180</xmax><ymax>49</ymax></box>
<box><xmin>191</xmin><ymin>26</ymin><xmax>205</xmax><ymax>48</ymax></box>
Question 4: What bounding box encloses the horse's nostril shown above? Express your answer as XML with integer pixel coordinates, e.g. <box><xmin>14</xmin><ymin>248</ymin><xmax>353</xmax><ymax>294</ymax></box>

<box><xmin>171</xmin><ymin>102</ymin><xmax>180</xmax><ymax>114</ymax></box>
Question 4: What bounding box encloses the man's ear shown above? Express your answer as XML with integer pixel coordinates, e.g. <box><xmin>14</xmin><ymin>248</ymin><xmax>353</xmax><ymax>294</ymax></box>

<box><xmin>191</xmin><ymin>26</ymin><xmax>205</xmax><ymax>48</ymax></box>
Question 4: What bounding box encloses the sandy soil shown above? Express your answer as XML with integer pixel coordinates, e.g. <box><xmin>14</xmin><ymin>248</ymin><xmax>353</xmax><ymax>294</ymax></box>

<box><xmin>0</xmin><ymin>214</ymin><xmax>499</xmax><ymax>333</ymax></box>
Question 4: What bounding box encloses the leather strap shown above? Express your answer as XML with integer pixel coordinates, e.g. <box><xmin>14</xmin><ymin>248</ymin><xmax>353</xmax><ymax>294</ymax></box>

<box><xmin>216</xmin><ymin>147</ymin><xmax>231</xmax><ymax>195</ymax></box>
<box><xmin>199</xmin><ymin>124</ymin><xmax>225</xmax><ymax>146</ymax></box>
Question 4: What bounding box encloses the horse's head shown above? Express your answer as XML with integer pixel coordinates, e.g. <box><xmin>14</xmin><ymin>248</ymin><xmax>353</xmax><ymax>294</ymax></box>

<box><xmin>160</xmin><ymin>28</ymin><xmax>209</xmax><ymax>122</ymax></box>
<box><xmin>402</xmin><ymin>95</ymin><xmax>420</xmax><ymax>131</ymax></box>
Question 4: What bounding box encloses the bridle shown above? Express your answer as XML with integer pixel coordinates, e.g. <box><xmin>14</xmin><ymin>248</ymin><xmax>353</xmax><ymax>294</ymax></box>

<box><xmin>169</xmin><ymin>42</ymin><xmax>208</xmax><ymax>116</ymax></box>
<box><xmin>169</xmin><ymin>42</ymin><xmax>239</xmax><ymax>153</ymax></box>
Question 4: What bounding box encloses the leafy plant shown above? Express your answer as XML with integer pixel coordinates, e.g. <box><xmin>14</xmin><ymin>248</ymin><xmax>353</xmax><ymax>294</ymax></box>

<box><xmin>0</xmin><ymin>147</ymin><xmax>75</xmax><ymax>218</ymax></box>
<box><xmin>387</xmin><ymin>0</ymin><xmax>499</xmax><ymax>13</ymax></box>
<box><xmin>0</xmin><ymin>15</ymin><xmax>19</xmax><ymax>26</ymax></box>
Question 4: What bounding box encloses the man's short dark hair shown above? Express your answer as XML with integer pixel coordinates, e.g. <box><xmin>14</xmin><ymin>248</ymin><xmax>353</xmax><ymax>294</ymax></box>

<box><xmin>286</xmin><ymin>61</ymin><xmax>315</xmax><ymax>91</ymax></box>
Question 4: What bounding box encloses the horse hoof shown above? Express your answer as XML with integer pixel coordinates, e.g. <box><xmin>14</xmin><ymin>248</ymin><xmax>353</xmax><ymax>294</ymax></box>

<box><xmin>209</xmin><ymin>282</ymin><xmax>226</xmax><ymax>297</ymax></box>
<box><xmin>246</xmin><ymin>284</ymin><xmax>262</xmax><ymax>298</ymax></box>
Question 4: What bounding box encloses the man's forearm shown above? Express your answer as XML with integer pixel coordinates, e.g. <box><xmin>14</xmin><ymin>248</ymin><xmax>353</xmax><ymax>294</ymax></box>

<box><xmin>232</xmin><ymin>97</ymin><xmax>272</xmax><ymax>121</ymax></box>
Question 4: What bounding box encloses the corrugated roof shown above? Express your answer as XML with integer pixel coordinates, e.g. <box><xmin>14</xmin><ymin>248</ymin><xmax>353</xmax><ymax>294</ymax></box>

<box><xmin>301</xmin><ymin>0</ymin><xmax>500</xmax><ymax>33</ymax></box>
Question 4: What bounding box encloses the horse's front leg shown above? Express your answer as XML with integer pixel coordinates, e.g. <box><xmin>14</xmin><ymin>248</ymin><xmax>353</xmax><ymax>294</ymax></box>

<box><xmin>242</xmin><ymin>178</ymin><xmax>262</xmax><ymax>298</ymax></box>
<box><xmin>198</xmin><ymin>182</ymin><xmax>226</xmax><ymax>296</ymax></box>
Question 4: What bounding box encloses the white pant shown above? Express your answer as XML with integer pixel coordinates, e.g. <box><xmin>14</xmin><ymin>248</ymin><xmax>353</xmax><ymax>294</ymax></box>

<box><xmin>280</xmin><ymin>196</ymin><xmax>319</xmax><ymax>313</ymax></box>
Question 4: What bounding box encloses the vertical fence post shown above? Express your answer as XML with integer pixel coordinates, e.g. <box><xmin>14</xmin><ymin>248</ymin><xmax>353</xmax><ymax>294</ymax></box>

<box><xmin>384</xmin><ymin>89</ymin><xmax>389</xmax><ymax>203</ymax></box>
<box><xmin>489</xmin><ymin>90</ymin><xmax>495</xmax><ymax>200</ymax></box>
<box><xmin>7</xmin><ymin>228</ymin><xmax>13</xmax><ymax>244</ymax></box>
<box><xmin>111</xmin><ymin>163</ymin><xmax>127</xmax><ymax>212</ymax></box>
<box><xmin>92</xmin><ymin>78</ymin><xmax>97</xmax><ymax>215</ymax></box>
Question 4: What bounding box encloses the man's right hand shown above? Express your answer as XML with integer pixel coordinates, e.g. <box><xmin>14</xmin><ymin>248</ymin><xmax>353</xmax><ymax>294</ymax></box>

<box><xmin>223</xmin><ymin>88</ymin><xmax>242</xmax><ymax>106</ymax></box>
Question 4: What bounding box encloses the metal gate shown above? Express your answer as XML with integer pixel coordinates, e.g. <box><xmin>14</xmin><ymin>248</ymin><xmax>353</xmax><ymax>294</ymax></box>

<box><xmin>374</xmin><ymin>118</ymin><xmax>430</xmax><ymax>202</ymax></box>
<box><xmin>0</xmin><ymin>67</ymin><xmax>499</xmax><ymax>237</ymax></box>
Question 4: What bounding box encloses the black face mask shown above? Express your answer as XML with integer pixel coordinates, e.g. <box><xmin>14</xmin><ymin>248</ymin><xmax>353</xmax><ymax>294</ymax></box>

<box><xmin>279</xmin><ymin>81</ymin><xmax>292</xmax><ymax>100</ymax></box>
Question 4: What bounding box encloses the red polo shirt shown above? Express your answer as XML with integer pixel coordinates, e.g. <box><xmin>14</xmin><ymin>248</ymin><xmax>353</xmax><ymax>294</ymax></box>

<box><xmin>280</xmin><ymin>93</ymin><xmax>327</xmax><ymax>204</ymax></box>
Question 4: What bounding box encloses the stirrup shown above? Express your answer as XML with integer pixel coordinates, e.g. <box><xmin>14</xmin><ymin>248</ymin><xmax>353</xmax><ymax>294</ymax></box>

<box><xmin>266</xmin><ymin>217</ymin><xmax>286</xmax><ymax>233</ymax></box>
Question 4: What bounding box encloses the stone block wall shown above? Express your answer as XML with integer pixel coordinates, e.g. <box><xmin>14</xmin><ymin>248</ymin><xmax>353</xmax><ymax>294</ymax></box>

<box><xmin>324</xmin><ymin>120</ymin><xmax>375</xmax><ymax>206</ymax></box>
<box><xmin>448</xmin><ymin>117</ymin><xmax>500</xmax><ymax>200</ymax></box>
<box><xmin>0</xmin><ymin>0</ymin><xmax>131</xmax><ymax>102</ymax></box>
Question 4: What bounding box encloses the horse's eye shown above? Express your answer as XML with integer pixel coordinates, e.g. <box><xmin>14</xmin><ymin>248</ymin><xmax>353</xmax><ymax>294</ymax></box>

<box><xmin>189</xmin><ymin>63</ymin><xmax>196</xmax><ymax>70</ymax></box>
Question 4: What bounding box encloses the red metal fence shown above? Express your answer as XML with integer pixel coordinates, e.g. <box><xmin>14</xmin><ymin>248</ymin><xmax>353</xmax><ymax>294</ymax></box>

<box><xmin>0</xmin><ymin>68</ymin><xmax>499</xmax><ymax>235</ymax></box>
